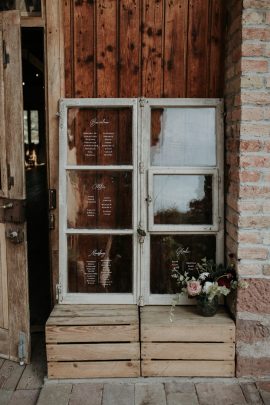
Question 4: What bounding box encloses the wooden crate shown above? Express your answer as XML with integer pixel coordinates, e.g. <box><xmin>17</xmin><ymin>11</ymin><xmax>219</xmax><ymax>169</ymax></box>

<box><xmin>46</xmin><ymin>304</ymin><xmax>140</xmax><ymax>378</ymax></box>
<box><xmin>141</xmin><ymin>306</ymin><xmax>235</xmax><ymax>377</ymax></box>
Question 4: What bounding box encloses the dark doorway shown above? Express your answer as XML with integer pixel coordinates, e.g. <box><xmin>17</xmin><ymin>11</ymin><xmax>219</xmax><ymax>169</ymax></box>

<box><xmin>22</xmin><ymin>27</ymin><xmax>51</xmax><ymax>328</ymax></box>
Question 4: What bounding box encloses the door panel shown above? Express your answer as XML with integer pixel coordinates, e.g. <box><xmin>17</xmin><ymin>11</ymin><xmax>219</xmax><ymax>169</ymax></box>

<box><xmin>0</xmin><ymin>11</ymin><xmax>30</xmax><ymax>363</ymax></box>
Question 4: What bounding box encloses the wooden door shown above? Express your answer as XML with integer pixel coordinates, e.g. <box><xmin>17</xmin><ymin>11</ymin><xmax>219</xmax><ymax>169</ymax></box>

<box><xmin>0</xmin><ymin>11</ymin><xmax>30</xmax><ymax>364</ymax></box>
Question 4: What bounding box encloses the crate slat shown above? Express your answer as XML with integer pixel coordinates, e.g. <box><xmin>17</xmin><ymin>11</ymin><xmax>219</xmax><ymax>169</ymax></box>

<box><xmin>141</xmin><ymin>342</ymin><xmax>235</xmax><ymax>360</ymax></box>
<box><xmin>47</xmin><ymin>342</ymin><xmax>140</xmax><ymax>361</ymax></box>
<box><xmin>48</xmin><ymin>361</ymin><xmax>140</xmax><ymax>379</ymax></box>
<box><xmin>46</xmin><ymin>324</ymin><xmax>138</xmax><ymax>343</ymax></box>
<box><xmin>141</xmin><ymin>360</ymin><xmax>235</xmax><ymax>377</ymax></box>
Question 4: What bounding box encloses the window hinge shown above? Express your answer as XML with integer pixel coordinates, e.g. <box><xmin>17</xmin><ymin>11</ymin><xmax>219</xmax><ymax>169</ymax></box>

<box><xmin>56</xmin><ymin>283</ymin><xmax>62</xmax><ymax>302</ymax></box>
<box><xmin>48</xmin><ymin>213</ymin><xmax>55</xmax><ymax>230</ymax></box>
<box><xmin>18</xmin><ymin>331</ymin><xmax>26</xmax><ymax>366</ymax></box>
<box><xmin>218</xmin><ymin>175</ymin><xmax>222</xmax><ymax>184</ymax></box>
<box><xmin>3</xmin><ymin>40</ymin><xmax>10</xmax><ymax>68</ymax></box>
<box><xmin>139</xmin><ymin>97</ymin><xmax>145</xmax><ymax>108</ymax></box>
<box><xmin>139</xmin><ymin>162</ymin><xmax>144</xmax><ymax>174</ymax></box>
<box><xmin>218</xmin><ymin>216</ymin><xmax>222</xmax><ymax>224</ymax></box>
<box><xmin>138</xmin><ymin>295</ymin><xmax>144</xmax><ymax>306</ymax></box>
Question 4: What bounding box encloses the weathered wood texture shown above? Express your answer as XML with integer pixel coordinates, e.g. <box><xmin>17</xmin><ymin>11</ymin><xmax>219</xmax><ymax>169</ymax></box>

<box><xmin>0</xmin><ymin>11</ymin><xmax>30</xmax><ymax>363</ymax></box>
<box><xmin>141</xmin><ymin>306</ymin><xmax>235</xmax><ymax>377</ymax></box>
<box><xmin>63</xmin><ymin>0</ymin><xmax>225</xmax><ymax>99</ymax></box>
<box><xmin>46</xmin><ymin>304</ymin><xmax>140</xmax><ymax>378</ymax></box>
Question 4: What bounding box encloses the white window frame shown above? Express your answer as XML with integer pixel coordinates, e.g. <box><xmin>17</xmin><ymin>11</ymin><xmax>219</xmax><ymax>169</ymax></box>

<box><xmin>139</xmin><ymin>98</ymin><xmax>224</xmax><ymax>305</ymax></box>
<box><xmin>58</xmin><ymin>98</ymin><xmax>138</xmax><ymax>304</ymax></box>
<box><xmin>58</xmin><ymin>98</ymin><xmax>224</xmax><ymax>306</ymax></box>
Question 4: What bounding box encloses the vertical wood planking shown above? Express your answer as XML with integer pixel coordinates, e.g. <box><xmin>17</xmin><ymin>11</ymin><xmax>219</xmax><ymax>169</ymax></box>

<box><xmin>47</xmin><ymin>0</ymin><xmax>65</xmax><ymax>303</ymax></box>
<box><xmin>119</xmin><ymin>0</ymin><xmax>140</xmax><ymax>97</ymax></box>
<box><xmin>0</xmin><ymin>25</ymin><xmax>8</xmax><ymax>197</ymax></box>
<box><xmin>74</xmin><ymin>0</ymin><xmax>95</xmax><ymax>97</ymax></box>
<box><xmin>163</xmin><ymin>0</ymin><xmax>188</xmax><ymax>97</ymax></box>
<box><xmin>141</xmin><ymin>0</ymin><xmax>163</xmax><ymax>97</ymax></box>
<box><xmin>63</xmin><ymin>0</ymin><xmax>73</xmax><ymax>97</ymax></box>
<box><xmin>96</xmin><ymin>0</ymin><xmax>118</xmax><ymax>97</ymax></box>
<box><xmin>186</xmin><ymin>0</ymin><xmax>210</xmax><ymax>98</ymax></box>
<box><xmin>3</xmin><ymin>11</ymin><xmax>25</xmax><ymax>199</ymax></box>
<box><xmin>209</xmin><ymin>0</ymin><xmax>225</xmax><ymax>98</ymax></box>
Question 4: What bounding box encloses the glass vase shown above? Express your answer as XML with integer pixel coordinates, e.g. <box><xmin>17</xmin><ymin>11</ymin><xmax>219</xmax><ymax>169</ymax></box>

<box><xmin>196</xmin><ymin>295</ymin><xmax>219</xmax><ymax>317</ymax></box>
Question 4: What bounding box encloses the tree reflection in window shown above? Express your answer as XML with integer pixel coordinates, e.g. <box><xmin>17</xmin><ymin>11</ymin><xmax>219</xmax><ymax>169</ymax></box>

<box><xmin>154</xmin><ymin>174</ymin><xmax>213</xmax><ymax>225</ymax></box>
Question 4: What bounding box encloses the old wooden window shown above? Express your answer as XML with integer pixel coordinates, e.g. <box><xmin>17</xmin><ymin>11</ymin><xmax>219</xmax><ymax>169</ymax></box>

<box><xmin>59</xmin><ymin>98</ymin><xmax>223</xmax><ymax>305</ymax></box>
<box><xmin>0</xmin><ymin>1</ymin><xmax>42</xmax><ymax>16</ymax></box>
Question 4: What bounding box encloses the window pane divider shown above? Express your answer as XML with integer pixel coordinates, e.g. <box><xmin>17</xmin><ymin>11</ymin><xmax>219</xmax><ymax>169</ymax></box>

<box><xmin>65</xmin><ymin>165</ymin><xmax>133</xmax><ymax>171</ymax></box>
<box><xmin>65</xmin><ymin>229</ymin><xmax>133</xmax><ymax>235</ymax></box>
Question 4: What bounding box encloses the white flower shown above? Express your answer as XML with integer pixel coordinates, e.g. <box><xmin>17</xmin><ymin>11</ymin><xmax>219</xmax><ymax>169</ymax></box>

<box><xmin>199</xmin><ymin>272</ymin><xmax>210</xmax><ymax>281</ymax></box>
<box><xmin>203</xmin><ymin>281</ymin><xmax>213</xmax><ymax>293</ymax></box>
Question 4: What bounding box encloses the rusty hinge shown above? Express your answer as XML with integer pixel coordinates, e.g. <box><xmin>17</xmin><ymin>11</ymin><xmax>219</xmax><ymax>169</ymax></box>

<box><xmin>3</xmin><ymin>40</ymin><xmax>10</xmax><ymax>68</ymax></box>
<box><xmin>7</xmin><ymin>164</ymin><xmax>14</xmax><ymax>190</ymax></box>
<box><xmin>0</xmin><ymin>198</ymin><xmax>26</xmax><ymax>223</ymax></box>
<box><xmin>48</xmin><ymin>213</ymin><xmax>55</xmax><ymax>230</ymax></box>
<box><xmin>56</xmin><ymin>283</ymin><xmax>62</xmax><ymax>302</ymax></box>
<box><xmin>18</xmin><ymin>331</ymin><xmax>27</xmax><ymax>366</ymax></box>
<box><xmin>48</xmin><ymin>189</ymin><xmax>56</xmax><ymax>210</ymax></box>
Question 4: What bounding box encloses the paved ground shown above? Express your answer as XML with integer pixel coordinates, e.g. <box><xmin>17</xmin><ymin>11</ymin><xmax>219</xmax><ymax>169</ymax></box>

<box><xmin>0</xmin><ymin>333</ymin><xmax>270</xmax><ymax>404</ymax></box>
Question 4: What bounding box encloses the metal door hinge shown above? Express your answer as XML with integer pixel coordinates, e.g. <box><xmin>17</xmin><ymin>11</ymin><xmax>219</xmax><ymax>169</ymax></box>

<box><xmin>18</xmin><ymin>332</ymin><xmax>26</xmax><ymax>366</ymax></box>
<box><xmin>56</xmin><ymin>283</ymin><xmax>62</xmax><ymax>302</ymax></box>
<box><xmin>49</xmin><ymin>213</ymin><xmax>55</xmax><ymax>230</ymax></box>
<box><xmin>3</xmin><ymin>40</ymin><xmax>10</xmax><ymax>68</ymax></box>
<box><xmin>139</xmin><ymin>162</ymin><xmax>145</xmax><ymax>174</ymax></box>
<box><xmin>6</xmin><ymin>228</ymin><xmax>24</xmax><ymax>244</ymax></box>
<box><xmin>48</xmin><ymin>189</ymin><xmax>57</xmax><ymax>210</ymax></box>
<box><xmin>138</xmin><ymin>295</ymin><xmax>144</xmax><ymax>306</ymax></box>
<box><xmin>0</xmin><ymin>198</ymin><xmax>26</xmax><ymax>223</ymax></box>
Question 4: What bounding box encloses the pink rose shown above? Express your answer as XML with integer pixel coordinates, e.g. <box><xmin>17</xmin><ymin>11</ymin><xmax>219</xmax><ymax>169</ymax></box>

<box><xmin>187</xmin><ymin>281</ymin><xmax>202</xmax><ymax>297</ymax></box>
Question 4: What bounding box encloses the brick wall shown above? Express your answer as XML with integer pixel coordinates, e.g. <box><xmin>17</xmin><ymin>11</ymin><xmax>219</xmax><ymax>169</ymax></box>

<box><xmin>225</xmin><ymin>0</ymin><xmax>270</xmax><ymax>377</ymax></box>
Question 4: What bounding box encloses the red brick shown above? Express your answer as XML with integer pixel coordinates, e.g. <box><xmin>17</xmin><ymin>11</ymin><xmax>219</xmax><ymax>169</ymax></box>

<box><xmin>241</xmin><ymin>156</ymin><xmax>270</xmax><ymax>168</ymax></box>
<box><xmin>241</xmin><ymin>107</ymin><xmax>264</xmax><ymax>121</ymax></box>
<box><xmin>240</xmin><ymin>140</ymin><xmax>261</xmax><ymax>152</ymax></box>
<box><xmin>238</xmin><ymin>247</ymin><xmax>268</xmax><ymax>260</ymax></box>
<box><xmin>244</xmin><ymin>0</ymin><xmax>270</xmax><ymax>8</ymax></box>
<box><xmin>237</xmin><ymin>262</ymin><xmax>263</xmax><ymax>275</ymax></box>
<box><xmin>241</xmin><ymin>92</ymin><xmax>270</xmax><ymax>104</ymax></box>
<box><xmin>241</xmin><ymin>123</ymin><xmax>270</xmax><ymax>136</ymax></box>
<box><xmin>242</xmin><ymin>43</ymin><xmax>266</xmax><ymax>57</ymax></box>
<box><xmin>239</xmin><ymin>171</ymin><xmax>261</xmax><ymax>182</ymax></box>
<box><xmin>238</xmin><ymin>201</ymin><xmax>262</xmax><ymax>212</ymax></box>
<box><xmin>242</xmin><ymin>59</ymin><xmax>268</xmax><ymax>73</ymax></box>
<box><xmin>237</xmin><ymin>278</ymin><xmax>270</xmax><ymax>314</ymax></box>
<box><xmin>243</xmin><ymin>27</ymin><xmax>270</xmax><ymax>41</ymax></box>
<box><xmin>238</xmin><ymin>231</ymin><xmax>262</xmax><ymax>243</ymax></box>
<box><xmin>240</xmin><ymin>185</ymin><xmax>270</xmax><ymax>197</ymax></box>
<box><xmin>237</xmin><ymin>357</ymin><xmax>270</xmax><ymax>377</ymax></box>
<box><xmin>239</xmin><ymin>216</ymin><xmax>270</xmax><ymax>228</ymax></box>
<box><xmin>243</xmin><ymin>10</ymin><xmax>265</xmax><ymax>24</ymax></box>
<box><xmin>237</xmin><ymin>319</ymin><xmax>270</xmax><ymax>343</ymax></box>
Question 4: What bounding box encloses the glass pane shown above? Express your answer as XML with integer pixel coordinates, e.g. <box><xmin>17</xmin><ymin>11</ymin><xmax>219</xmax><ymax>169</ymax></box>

<box><xmin>68</xmin><ymin>234</ymin><xmax>132</xmax><ymax>293</ymax></box>
<box><xmin>0</xmin><ymin>1</ymin><xmax>41</xmax><ymax>15</ymax></box>
<box><xmin>151</xmin><ymin>108</ymin><xmax>216</xmax><ymax>166</ymax></box>
<box><xmin>150</xmin><ymin>235</ymin><xmax>216</xmax><ymax>294</ymax></box>
<box><xmin>67</xmin><ymin>170</ymin><xmax>132</xmax><ymax>229</ymax></box>
<box><xmin>67</xmin><ymin>108</ymin><xmax>132</xmax><ymax>165</ymax></box>
<box><xmin>153</xmin><ymin>174</ymin><xmax>213</xmax><ymax>225</ymax></box>
<box><xmin>24</xmin><ymin>110</ymin><xmax>29</xmax><ymax>144</ymax></box>
<box><xmin>30</xmin><ymin>110</ymin><xmax>39</xmax><ymax>144</ymax></box>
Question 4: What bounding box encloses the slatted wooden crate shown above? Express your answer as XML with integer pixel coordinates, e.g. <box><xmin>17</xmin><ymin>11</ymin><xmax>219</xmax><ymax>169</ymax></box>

<box><xmin>141</xmin><ymin>306</ymin><xmax>235</xmax><ymax>377</ymax></box>
<box><xmin>46</xmin><ymin>304</ymin><xmax>140</xmax><ymax>378</ymax></box>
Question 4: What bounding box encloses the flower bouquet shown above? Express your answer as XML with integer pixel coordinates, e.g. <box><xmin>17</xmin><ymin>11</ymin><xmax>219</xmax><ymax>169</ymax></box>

<box><xmin>171</xmin><ymin>252</ymin><xmax>248</xmax><ymax>317</ymax></box>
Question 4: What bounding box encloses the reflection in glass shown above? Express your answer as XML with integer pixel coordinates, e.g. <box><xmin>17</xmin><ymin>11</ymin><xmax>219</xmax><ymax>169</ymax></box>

<box><xmin>151</xmin><ymin>108</ymin><xmax>216</xmax><ymax>166</ymax></box>
<box><xmin>67</xmin><ymin>170</ymin><xmax>132</xmax><ymax>229</ymax></box>
<box><xmin>67</xmin><ymin>108</ymin><xmax>133</xmax><ymax>165</ymax></box>
<box><xmin>68</xmin><ymin>234</ymin><xmax>132</xmax><ymax>293</ymax></box>
<box><xmin>150</xmin><ymin>235</ymin><xmax>216</xmax><ymax>294</ymax></box>
<box><xmin>153</xmin><ymin>174</ymin><xmax>213</xmax><ymax>225</ymax></box>
<box><xmin>0</xmin><ymin>1</ymin><xmax>41</xmax><ymax>15</ymax></box>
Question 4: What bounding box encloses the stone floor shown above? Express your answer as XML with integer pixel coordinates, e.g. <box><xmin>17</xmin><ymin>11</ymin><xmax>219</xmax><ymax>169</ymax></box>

<box><xmin>0</xmin><ymin>332</ymin><xmax>270</xmax><ymax>405</ymax></box>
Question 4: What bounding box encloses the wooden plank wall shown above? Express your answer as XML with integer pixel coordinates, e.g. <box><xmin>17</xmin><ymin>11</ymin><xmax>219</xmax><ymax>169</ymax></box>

<box><xmin>63</xmin><ymin>0</ymin><xmax>225</xmax><ymax>99</ymax></box>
